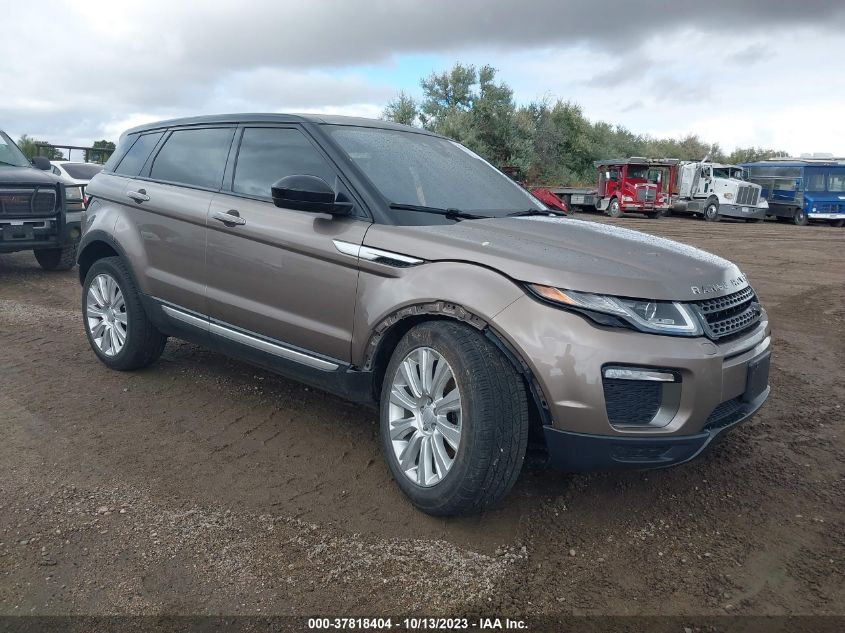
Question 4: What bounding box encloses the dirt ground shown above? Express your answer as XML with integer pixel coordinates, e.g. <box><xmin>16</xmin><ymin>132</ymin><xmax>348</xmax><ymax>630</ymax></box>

<box><xmin>1</xmin><ymin>215</ymin><xmax>843</xmax><ymax>621</ymax></box>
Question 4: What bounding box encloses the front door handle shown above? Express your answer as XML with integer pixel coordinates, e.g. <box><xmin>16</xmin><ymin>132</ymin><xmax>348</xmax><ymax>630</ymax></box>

<box><xmin>126</xmin><ymin>189</ymin><xmax>149</xmax><ymax>203</ymax></box>
<box><xmin>212</xmin><ymin>210</ymin><xmax>246</xmax><ymax>226</ymax></box>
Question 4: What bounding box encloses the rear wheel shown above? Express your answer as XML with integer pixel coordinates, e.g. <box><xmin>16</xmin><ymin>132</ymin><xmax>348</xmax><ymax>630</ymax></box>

<box><xmin>703</xmin><ymin>200</ymin><xmax>720</xmax><ymax>222</ymax></box>
<box><xmin>82</xmin><ymin>257</ymin><xmax>167</xmax><ymax>371</ymax></box>
<box><xmin>793</xmin><ymin>208</ymin><xmax>808</xmax><ymax>226</ymax></box>
<box><xmin>33</xmin><ymin>241</ymin><xmax>78</xmax><ymax>271</ymax></box>
<box><xmin>379</xmin><ymin>321</ymin><xmax>529</xmax><ymax>516</ymax></box>
<box><xmin>606</xmin><ymin>198</ymin><xmax>622</xmax><ymax>218</ymax></box>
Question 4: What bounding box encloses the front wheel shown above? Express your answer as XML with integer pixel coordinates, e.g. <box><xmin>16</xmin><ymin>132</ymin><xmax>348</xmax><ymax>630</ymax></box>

<box><xmin>830</xmin><ymin>219</ymin><xmax>844</xmax><ymax>228</ymax></box>
<box><xmin>34</xmin><ymin>241</ymin><xmax>78</xmax><ymax>271</ymax></box>
<box><xmin>793</xmin><ymin>208</ymin><xmax>808</xmax><ymax>226</ymax></box>
<box><xmin>379</xmin><ymin>322</ymin><xmax>529</xmax><ymax>516</ymax></box>
<box><xmin>606</xmin><ymin>198</ymin><xmax>622</xmax><ymax>218</ymax></box>
<box><xmin>703</xmin><ymin>200</ymin><xmax>720</xmax><ymax>222</ymax></box>
<box><xmin>82</xmin><ymin>257</ymin><xmax>167</xmax><ymax>371</ymax></box>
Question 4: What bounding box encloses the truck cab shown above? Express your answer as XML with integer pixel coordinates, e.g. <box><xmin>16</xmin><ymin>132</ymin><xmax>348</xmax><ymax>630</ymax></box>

<box><xmin>596</xmin><ymin>158</ymin><xmax>676</xmax><ymax>218</ymax></box>
<box><xmin>673</xmin><ymin>161</ymin><xmax>768</xmax><ymax>222</ymax></box>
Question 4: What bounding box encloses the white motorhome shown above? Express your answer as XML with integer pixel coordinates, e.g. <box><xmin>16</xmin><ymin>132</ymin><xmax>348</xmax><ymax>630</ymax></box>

<box><xmin>673</xmin><ymin>161</ymin><xmax>768</xmax><ymax>222</ymax></box>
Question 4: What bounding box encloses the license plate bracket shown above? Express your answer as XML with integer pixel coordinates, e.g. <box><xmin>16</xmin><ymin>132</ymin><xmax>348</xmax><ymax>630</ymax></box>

<box><xmin>743</xmin><ymin>352</ymin><xmax>770</xmax><ymax>402</ymax></box>
<box><xmin>1</xmin><ymin>225</ymin><xmax>35</xmax><ymax>241</ymax></box>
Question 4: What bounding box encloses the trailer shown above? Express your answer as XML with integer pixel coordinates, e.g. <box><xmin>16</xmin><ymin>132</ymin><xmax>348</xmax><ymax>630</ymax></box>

<box><xmin>551</xmin><ymin>158</ymin><xmax>677</xmax><ymax>218</ymax></box>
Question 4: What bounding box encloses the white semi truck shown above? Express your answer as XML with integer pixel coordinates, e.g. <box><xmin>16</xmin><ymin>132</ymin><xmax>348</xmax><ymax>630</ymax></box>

<box><xmin>672</xmin><ymin>161</ymin><xmax>768</xmax><ymax>222</ymax></box>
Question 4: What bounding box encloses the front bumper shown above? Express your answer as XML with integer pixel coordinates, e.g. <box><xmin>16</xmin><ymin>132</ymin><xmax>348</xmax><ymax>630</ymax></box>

<box><xmin>492</xmin><ymin>295</ymin><xmax>772</xmax><ymax>471</ymax></box>
<box><xmin>0</xmin><ymin>213</ymin><xmax>81</xmax><ymax>252</ymax></box>
<box><xmin>718</xmin><ymin>203</ymin><xmax>767</xmax><ymax>220</ymax></box>
<box><xmin>543</xmin><ymin>379</ymin><xmax>768</xmax><ymax>471</ymax></box>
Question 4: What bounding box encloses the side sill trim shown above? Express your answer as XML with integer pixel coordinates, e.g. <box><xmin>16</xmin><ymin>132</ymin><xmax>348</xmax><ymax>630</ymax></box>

<box><xmin>160</xmin><ymin>303</ymin><xmax>339</xmax><ymax>372</ymax></box>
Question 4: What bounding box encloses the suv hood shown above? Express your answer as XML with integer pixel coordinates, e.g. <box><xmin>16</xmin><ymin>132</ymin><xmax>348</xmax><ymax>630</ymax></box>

<box><xmin>0</xmin><ymin>165</ymin><xmax>62</xmax><ymax>186</ymax></box>
<box><xmin>363</xmin><ymin>217</ymin><xmax>747</xmax><ymax>302</ymax></box>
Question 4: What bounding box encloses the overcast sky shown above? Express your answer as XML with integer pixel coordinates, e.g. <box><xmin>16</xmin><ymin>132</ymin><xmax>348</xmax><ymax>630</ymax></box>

<box><xmin>3</xmin><ymin>0</ymin><xmax>844</xmax><ymax>156</ymax></box>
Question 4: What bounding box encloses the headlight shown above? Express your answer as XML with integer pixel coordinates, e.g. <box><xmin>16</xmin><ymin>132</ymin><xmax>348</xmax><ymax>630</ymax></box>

<box><xmin>65</xmin><ymin>185</ymin><xmax>83</xmax><ymax>202</ymax></box>
<box><xmin>528</xmin><ymin>285</ymin><xmax>703</xmax><ymax>336</ymax></box>
<box><xmin>723</xmin><ymin>192</ymin><xmax>734</xmax><ymax>199</ymax></box>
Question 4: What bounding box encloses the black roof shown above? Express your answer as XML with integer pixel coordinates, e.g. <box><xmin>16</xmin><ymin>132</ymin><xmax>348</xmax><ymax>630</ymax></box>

<box><xmin>125</xmin><ymin>113</ymin><xmax>433</xmax><ymax>137</ymax></box>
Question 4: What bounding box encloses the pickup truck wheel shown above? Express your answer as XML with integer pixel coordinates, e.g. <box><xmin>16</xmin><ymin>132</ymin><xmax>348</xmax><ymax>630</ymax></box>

<box><xmin>606</xmin><ymin>198</ymin><xmax>622</xmax><ymax>218</ymax></box>
<box><xmin>793</xmin><ymin>208</ymin><xmax>808</xmax><ymax>226</ymax></box>
<box><xmin>82</xmin><ymin>257</ymin><xmax>166</xmax><ymax>371</ymax></box>
<box><xmin>703</xmin><ymin>201</ymin><xmax>720</xmax><ymax>222</ymax></box>
<box><xmin>380</xmin><ymin>321</ymin><xmax>529</xmax><ymax>516</ymax></box>
<box><xmin>829</xmin><ymin>219</ymin><xmax>844</xmax><ymax>228</ymax></box>
<box><xmin>33</xmin><ymin>241</ymin><xmax>78</xmax><ymax>271</ymax></box>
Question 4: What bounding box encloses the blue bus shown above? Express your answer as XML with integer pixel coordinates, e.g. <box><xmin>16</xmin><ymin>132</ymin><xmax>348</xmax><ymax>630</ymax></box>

<box><xmin>740</xmin><ymin>160</ymin><xmax>845</xmax><ymax>227</ymax></box>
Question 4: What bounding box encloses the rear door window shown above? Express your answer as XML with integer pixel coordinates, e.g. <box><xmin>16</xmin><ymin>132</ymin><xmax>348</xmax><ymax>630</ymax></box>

<box><xmin>232</xmin><ymin>127</ymin><xmax>336</xmax><ymax>198</ymax></box>
<box><xmin>114</xmin><ymin>132</ymin><xmax>163</xmax><ymax>177</ymax></box>
<box><xmin>150</xmin><ymin>127</ymin><xmax>234</xmax><ymax>190</ymax></box>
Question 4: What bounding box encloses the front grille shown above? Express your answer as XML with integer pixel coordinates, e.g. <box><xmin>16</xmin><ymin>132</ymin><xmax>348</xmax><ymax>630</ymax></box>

<box><xmin>736</xmin><ymin>185</ymin><xmax>759</xmax><ymax>206</ymax></box>
<box><xmin>0</xmin><ymin>188</ymin><xmax>57</xmax><ymax>216</ymax></box>
<box><xmin>602</xmin><ymin>378</ymin><xmax>661</xmax><ymax>426</ymax></box>
<box><xmin>636</xmin><ymin>186</ymin><xmax>657</xmax><ymax>202</ymax></box>
<box><xmin>693</xmin><ymin>286</ymin><xmax>761</xmax><ymax>340</ymax></box>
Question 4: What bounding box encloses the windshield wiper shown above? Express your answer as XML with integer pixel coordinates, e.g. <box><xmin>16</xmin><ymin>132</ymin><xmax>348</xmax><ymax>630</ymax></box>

<box><xmin>388</xmin><ymin>203</ymin><xmax>489</xmax><ymax>221</ymax></box>
<box><xmin>506</xmin><ymin>209</ymin><xmax>566</xmax><ymax>217</ymax></box>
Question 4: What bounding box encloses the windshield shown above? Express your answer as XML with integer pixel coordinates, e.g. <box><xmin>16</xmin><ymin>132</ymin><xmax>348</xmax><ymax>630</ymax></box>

<box><xmin>627</xmin><ymin>165</ymin><xmax>649</xmax><ymax>179</ymax></box>
<box><xmin>713</xmin><ymin>167</ymin><xmax>744</xmax><ymax>179</ymax></box>
<box><xmin>0</xmin><ymin>131</ymin><xmax>31</xmax><ymax>167</ymax></box>
<box><xmin>326</xmin><ymin>125</ymin><xmax>543</xmax><ymax>216</ymax></box>
<box><xmin>60</xmin><ymin>163</ymin><xmax>104</xmax><ymax>180</ymax></box>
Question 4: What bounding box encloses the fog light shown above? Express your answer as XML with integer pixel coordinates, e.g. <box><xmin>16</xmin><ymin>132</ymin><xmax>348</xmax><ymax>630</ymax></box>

<box><xmin>603</xmin><ymin>367</ymin><xmax>677</xmax><ymax>382</ymax></box>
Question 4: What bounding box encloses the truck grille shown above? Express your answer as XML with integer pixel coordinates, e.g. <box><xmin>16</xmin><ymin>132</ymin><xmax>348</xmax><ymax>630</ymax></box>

<box><xmin>735</xmin><ymin>185</ymin><xmax>759</xmax><ymax>206</ymax></box>
<box><xmin>693</xmin><ymin>286</ymin><xmax>762</xmax><ymax>340</ymax></box>
<box><xmin>0</xmin><ymin>188</ymin><xmax>57</xmax><ymax>217</ymax></box>
<box><xmin>635</xmin><ymin>186</ymin><xmax>657</xmax><ymax>202</ymax></box>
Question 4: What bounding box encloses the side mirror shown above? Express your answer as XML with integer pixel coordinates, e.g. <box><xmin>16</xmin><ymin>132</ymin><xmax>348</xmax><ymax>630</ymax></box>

<box><xmin>270</xmin><ymin>175</ymin><xmax>352</xmax><ymax>215</ymax></box>
<box><xmin>605</xmin><ymin>171</ymin><xmax>611</xmax><ymax>180</ymax></box>
<box><xmin>31</xmin><ymin>156</ymin><xmax>52</xmax><ymax>170</ymax></box>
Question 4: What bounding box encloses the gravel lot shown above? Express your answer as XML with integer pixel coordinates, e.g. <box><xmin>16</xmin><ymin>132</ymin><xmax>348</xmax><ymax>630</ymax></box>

<box><xmin>0</xmin><ymin>215</ymin><xmax>843</xmax><ymax>619</ymax></box>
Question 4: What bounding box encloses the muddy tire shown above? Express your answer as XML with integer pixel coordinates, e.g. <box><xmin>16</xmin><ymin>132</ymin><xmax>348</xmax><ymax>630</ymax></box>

<box><xmin>33</xmin><ymin>241</ymin><xmax>78</xmax><ymax>271</ymax></box>
<box><xmin>703</xmin><ymin>199</ymin><xmax>720</xmax><ymax>222</ymax></box>
<box><xmin>606</xmin><ymin>198</ymin><xmax>622</xmax><ymax>218</ymax></box>
<box><xmin>793</xmin><ymin>208</ymin><xmax>808</xmax><ymax>226</ymax></box>
<box><xmin>82</xmin><ymin>256</ymin><xmax>167</xmax><ymax>371</ymax></box>
<box><xmin>379</xmin><ymin>321</ymin><xmax>529</xmax><ymax>516</ymax></box>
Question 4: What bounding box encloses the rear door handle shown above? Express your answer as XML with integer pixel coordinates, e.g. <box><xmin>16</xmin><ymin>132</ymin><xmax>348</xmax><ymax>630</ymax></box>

<box><xmin>126</xmin><ymin>189</ymin><xmax>149</xmax><ymax>203</ymax></box>
<box><xmin>212</xmin><ymin>210</ymin><xmax>246</xmax><ymax>226</ymax></box>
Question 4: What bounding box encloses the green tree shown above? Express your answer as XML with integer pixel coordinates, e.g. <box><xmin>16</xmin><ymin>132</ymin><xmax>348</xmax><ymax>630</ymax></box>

<box><xmin>381</xmin><ymin>91</ymin><xmax>419</xmax><ymax>126</ymax></box>
<box><xmin>88</xmin><ymin>139</ymin><xmax>116</xmax><ymax>164</ymax></box>
<box><xmin>17</xmin><ymin>134</ymin><xmax>64</xmax><ymax>160</ymax></box>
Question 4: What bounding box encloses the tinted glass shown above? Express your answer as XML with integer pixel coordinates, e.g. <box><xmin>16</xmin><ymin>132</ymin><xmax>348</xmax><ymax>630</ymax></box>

<box><xmin>806</xmin><ymin>172</ymin><xmax>826</xmax><ymax>191</ymax></box>
<box><xmin>327</xmin><ymin>126</ymin><xmax>541</xmax><ymax>215</ymax></box>
<box><xmin>62</xmin><ymin>163</ymin><xmax>103</xmax><ymax>179</ymax></box>
<box><xmin>150</xmin><ymin>128</ymin><xmax>233</xmax><ymax>189</ymax></box>
<box><xmin>114</xmin><ymin>132</ymin><xmax>163</xmax><ymax>177</ymax></box>
<box><xmin>233</xmin><ymin>127</ymin><xmax>335</xmax><ymax>198</ymax></box>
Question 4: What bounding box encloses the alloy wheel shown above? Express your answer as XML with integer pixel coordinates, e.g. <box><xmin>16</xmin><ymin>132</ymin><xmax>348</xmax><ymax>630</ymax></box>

<box><xmin>86</xmin><ymin>273</ymin><xmax>128</xmax><ymax>357</ymax></box>
<box><xmin>387</xmin><ymin>347</ymin><xmax>462</xmax><ymax>487</ymax></box>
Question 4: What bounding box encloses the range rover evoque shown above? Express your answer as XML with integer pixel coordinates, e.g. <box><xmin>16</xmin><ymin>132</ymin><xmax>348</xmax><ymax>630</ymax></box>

<box><xmin>78</xmin><ymin>114</ymin><xmax>771</xmax><ymax>515</ymax></box>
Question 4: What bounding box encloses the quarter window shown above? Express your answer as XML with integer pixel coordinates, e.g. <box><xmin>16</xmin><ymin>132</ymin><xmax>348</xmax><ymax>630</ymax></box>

<box><xmin>150</xmin><ymin>128</ymin><xmax>234</xmax><ymax>189</ymax></box>
<box><xmin>233</xmin><ymin>127</ymin><xmax>335</xmax><ymax>198</ymax></box>
<box><xmin>114</xmin><ymin>132</ymin><xmax>163</xmax><ymax>177</ymax></box>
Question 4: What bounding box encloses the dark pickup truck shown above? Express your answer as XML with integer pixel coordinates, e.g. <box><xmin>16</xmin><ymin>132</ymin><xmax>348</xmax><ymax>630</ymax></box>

<box><xmin>0</xmin><ymin>130</ymin><xmax>83</xmax><ymax>270</ymax></box>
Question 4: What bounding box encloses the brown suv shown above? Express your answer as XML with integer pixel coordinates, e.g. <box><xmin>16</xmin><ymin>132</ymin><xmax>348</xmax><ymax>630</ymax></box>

<box><xmin>78</xmin><ymin>114</ymin><xmax>771</xmax><ymax>515</ymax></box>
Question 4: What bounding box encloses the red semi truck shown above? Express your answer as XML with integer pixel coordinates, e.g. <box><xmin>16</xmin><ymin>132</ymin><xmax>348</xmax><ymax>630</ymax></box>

<box><xmin>552</xmin><ymin>158</ymin><xmax>678</xmax><ymax>218</ymax></box>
